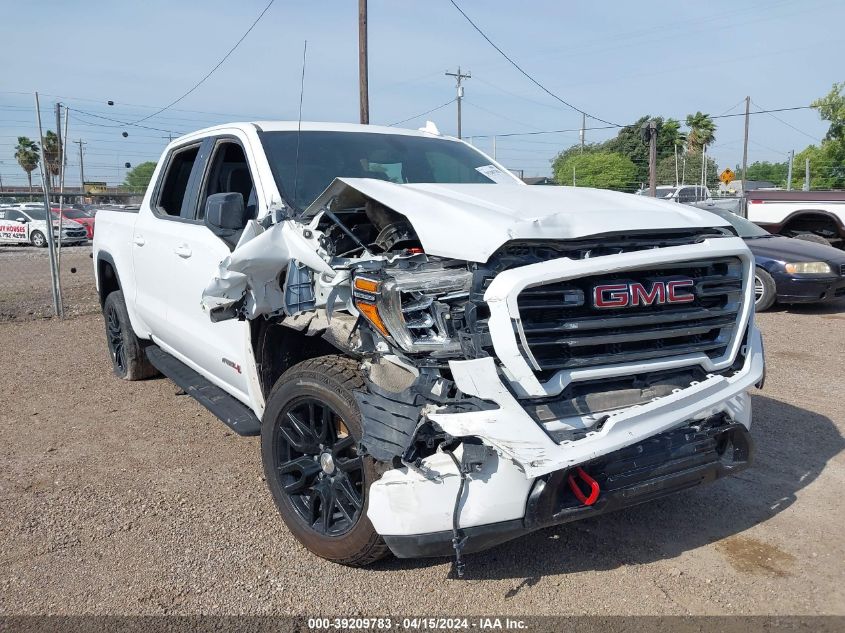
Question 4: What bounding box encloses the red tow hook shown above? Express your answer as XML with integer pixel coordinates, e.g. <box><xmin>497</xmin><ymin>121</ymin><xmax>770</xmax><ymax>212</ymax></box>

<box><xmin>567</xmin><ymin>466</ymin><xmax>600</xmax><ymax>506</ymax></box>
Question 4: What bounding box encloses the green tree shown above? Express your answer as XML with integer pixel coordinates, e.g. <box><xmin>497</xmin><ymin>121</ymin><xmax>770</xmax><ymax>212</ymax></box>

<box><xmin>684</xmin><ymin>112</ymin><xmax>716</xmax><ymax>152</ymax></box>
<box><xmin>553</xmin><ymin>151</ymin><xmax>639</xmax><ymax>191</ymax></box>
<box><xmin>811</xmin><ymin>81</ymin><xmax>845</xmax><ymax>142</ymax></box>
<box><xmin>737</xmin><ymin>161</ymin><xmax>789</xmax><ymax>187</ymax></box>
<box><xmin>655</xmin><ymin>151</ymin><xmax>718</xmax><ymax>188</ymax></box>
<box><xmin>14</xmin><ymin>136</ymin><xmax>39</xmax><ymax>194</ymax></box>
<box><xmin>123</xmin><ymin>161</ymin><xmax>157</xmax><ymax>190</ymax></box>
<box><xmin>792</xmin><ymin>143</ymin><xmax>845</xmax><ymax>190</ymax></box>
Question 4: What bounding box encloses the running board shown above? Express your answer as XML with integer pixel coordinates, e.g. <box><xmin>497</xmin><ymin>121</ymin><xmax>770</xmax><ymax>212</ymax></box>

<box><xmin>145</xmin><ymin>346</ymin><xmax>261</xmax><ymax>436</ymax></box>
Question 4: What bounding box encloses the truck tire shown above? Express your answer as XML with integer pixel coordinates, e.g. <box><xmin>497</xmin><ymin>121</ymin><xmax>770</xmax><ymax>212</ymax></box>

<box><xmin>30</xmin><ymin>230</ymin><xmax>46</xmax><ymax>248</ymax></box>
<box><xmin>261</xmin><ymin>355</ymin><xmax>389</xmax><ymax>566</ymax></box>
<box><xmin>793</xmin><ymin>232</ymin><xmax>832</xmax><ymax>246</ymax></box>
<box><xmin>102</xmin><ymin>290</ymin><xmax>157</xmax><ymax>380</ymax></box>
<box><xmin>754</xmin><ymin>267</ymin><xmax>777</xmax><ymax>312</ymax></box>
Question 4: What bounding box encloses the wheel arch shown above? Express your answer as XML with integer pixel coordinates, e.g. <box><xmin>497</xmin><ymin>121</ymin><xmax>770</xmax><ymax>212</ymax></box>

<box><xmin>779</xmin><ymin>209</ymin><xmax>844</xmax><ymax>238</ymax></box>
<box><xmin>96</xmin><ymin>251</ymin><xmax>121</xmax><ymax>307</ymax></box>
<box><xmin>250</xmin><ymin>319</ymin><xmax>344</xmax><ymax>401</ymax></box>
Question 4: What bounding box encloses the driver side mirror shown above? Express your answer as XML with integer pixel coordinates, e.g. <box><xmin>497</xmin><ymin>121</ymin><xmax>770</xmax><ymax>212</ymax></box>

<box><xmin>204</xmin><ymin>192</ymin><xmax>248</xmax><ymax>249</ymax></box>
<box><xmin>15</xmin><ymin>217</ymin><xmax>28</xmax><ymax>223</ymax></box>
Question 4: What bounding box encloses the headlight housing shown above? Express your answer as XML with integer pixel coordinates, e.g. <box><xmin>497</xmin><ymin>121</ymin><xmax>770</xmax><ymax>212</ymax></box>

<box><xmin>784</xmin><ymin>261</ymin><xmax>832</xmax><ymax>274</ymax></box>
<box><xmin>353</xmin><ymin>267</ymin><xmax>472</xmax><ymax>354</ymax></box>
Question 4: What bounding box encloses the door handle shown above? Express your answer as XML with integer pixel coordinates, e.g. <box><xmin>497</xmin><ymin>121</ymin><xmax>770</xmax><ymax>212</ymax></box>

<box><xmin>132</xmin><ymin>235</ymin><xmax>145</xmax><ymax>246</ymax></box>
<box><xmin>174</xmin><ymin>243</ymin><xmax>192</xmax><ymax>258</ymax></box>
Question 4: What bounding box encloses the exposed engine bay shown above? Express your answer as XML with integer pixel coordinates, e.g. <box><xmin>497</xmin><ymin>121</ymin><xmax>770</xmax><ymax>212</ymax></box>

<box><xmin>200</xmin><ymin>176</ymin><xmax>763</xmax><ymax>568</ymax></box>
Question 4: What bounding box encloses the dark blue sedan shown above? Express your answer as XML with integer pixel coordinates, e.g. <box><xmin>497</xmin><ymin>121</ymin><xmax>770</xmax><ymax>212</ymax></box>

<box><xmin>709</xmin><ymin>208</ymin><xmax>845</xmax><ymax>311</ymax></box>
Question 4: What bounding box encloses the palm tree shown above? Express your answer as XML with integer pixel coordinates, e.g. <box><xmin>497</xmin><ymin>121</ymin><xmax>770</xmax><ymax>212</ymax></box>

<box><xmin>685</xmin><ymin>112</ymin><xmax>716</xmax><ymax>153</ymax></box>
<box><xmin>41</xmin><ymin>131</ymin><xmax>60</xmax><ymax>188</ymax></box>
<box><xmin>14</xmin><ymin>136</ymin><xmax>40</xmax><ymax>195</ymax></box>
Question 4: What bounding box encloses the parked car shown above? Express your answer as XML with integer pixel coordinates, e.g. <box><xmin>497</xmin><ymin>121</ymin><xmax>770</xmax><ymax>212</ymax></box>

<box><xmin>746</xmin><ymin>189</ymin><xmax>845</xmax><ymax>247</ymax></box>
<box><xmin>52</xmin><ymin>206</ymin><xmax>96</xmax><ymax>239</ymax></box>
<box><xmin>707</xmin><ymin>208</ymin><xmax>845</xmax><ymax>311</ymax></box>
<box><xmin>93</xmin><ymin>121</ymin><xmax>763</xmax><ymax>568</ymax></box>
<box><xmin>0</xmin><ymin>206</ymin><xmax>88</xmax><ymax>247</ymax></box>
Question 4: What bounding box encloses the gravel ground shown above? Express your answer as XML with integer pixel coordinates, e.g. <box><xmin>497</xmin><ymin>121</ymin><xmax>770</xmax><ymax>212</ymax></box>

<box><xmin>0</xmin><ymin>244</ymin><xmax>98</xmax><ymax>321</ymax></box>
<box><xmin>0</xmin><ymin>301</ymin><xmax>843</xmax><ymax>616</ymax></box>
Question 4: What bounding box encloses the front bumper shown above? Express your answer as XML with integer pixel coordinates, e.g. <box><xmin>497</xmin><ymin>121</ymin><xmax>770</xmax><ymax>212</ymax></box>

<box><xmin>383</xmin><ymin>419</ymin><xmax>753</xmax><ymax>558</ymax></box>
<box><xmin>366</xmin><ymin>238</ymin><xmax>763</xmax><ymax>556</ymax></box>
<box><xmin>773</xmin><ymin>272</ymin><xmax>845</xmax><ymax>303</ymax></box>
<box><xmin>367</xmin><ymin>326</ymin><xmax>764</xmax><ymax>553</ymax></box>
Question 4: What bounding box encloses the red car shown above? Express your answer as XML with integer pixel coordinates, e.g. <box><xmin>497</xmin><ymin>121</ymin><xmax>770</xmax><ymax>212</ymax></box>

<box><xmin>51</xmin><ymin>206</ymin><xmax>96</xmax><ymax>240</ymax></box>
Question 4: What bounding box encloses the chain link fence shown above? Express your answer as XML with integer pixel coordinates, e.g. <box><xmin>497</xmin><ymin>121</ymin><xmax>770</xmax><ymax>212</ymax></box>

<box><xmin>0</xmin><ymin>240</ymin><xmax>99</xmax><ymax>321</ymax></box>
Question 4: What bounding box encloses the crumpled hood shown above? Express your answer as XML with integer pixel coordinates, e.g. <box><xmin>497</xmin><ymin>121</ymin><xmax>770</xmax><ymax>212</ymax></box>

<box><xmin>305</xmin><ymin>179</ymin><xmax>732</xmax><ymax>262</ymax></box>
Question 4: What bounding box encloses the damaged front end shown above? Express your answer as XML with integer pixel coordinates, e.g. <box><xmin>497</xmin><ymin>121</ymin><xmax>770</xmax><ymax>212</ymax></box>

<box><xmin>201</xmin><ymin>178</ymin><xmax>764</xmax><ymax>563</ymax></box>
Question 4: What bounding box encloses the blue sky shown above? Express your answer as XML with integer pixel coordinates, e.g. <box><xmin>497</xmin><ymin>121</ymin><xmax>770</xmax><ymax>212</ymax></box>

<box><xmin>1</xmin><ymin>0</ymin><xmax>842</xmax><ymax>186</ymax></box>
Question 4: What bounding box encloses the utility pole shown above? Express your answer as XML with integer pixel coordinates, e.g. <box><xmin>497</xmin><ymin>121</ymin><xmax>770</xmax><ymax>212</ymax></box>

<box><xmin>648</xmin><ymin>119</ymin><xmax>657</xmax><ymax>197</ymax></box>
<box><xmin>75</xmin><ymin>139</ymin><xmax>86</xmax><ymax>193</ymax></box>
<box><xmin>741</xmin><ymin>95</ymin><xmax>750</xmax><ymax>195</ymax></box>
<box><xmin>54</xmin><ymin>102</ymin><xmax>64</xmax><ymax>191</ymax></box>
<box><xmin>674</xmin><ymin>143</ymin><xmax>679</xmax><ymax>187</ymax></box>
<box><xmin>445</xmin><ymin>67</ymin><xmax>471</xmax><ymax>139</ymax></box>
<box><xmin>579</xmin><ymin>113</ymin><xmax>585</xmax><ymax>153</ymax></box>
<box><xmin>803</xmin><ymin>158</ymin><xmax>810</xmax><ymax>191</ymax></box>
<box><xmin>786</xmin><ymin>150</ymin><xmax>794</xmax><ymax>190</ymax></box>
<box><xmin>358</xmin><ymin>0</ymin><xmax>369</xmax><ymax>124</ymax></box>
<box><xmin>35</xmin><ymin>92</ymin><xmax>63</xmax><ymax>318</ymax></box>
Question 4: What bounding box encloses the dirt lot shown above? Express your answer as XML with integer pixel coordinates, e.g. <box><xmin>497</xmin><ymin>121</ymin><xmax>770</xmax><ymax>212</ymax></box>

<box><xmin>0</xmin><ymin>245</ymin><xmax>98</xmax><ymax>321</ymax></box>
<box><xmin>0</xmin><ymin>295</ymin><xmax>843</xmax><ymax>616</ymax></box>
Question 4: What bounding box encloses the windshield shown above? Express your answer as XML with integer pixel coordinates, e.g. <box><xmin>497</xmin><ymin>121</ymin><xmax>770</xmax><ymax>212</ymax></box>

<box><xmin>258</xmin><ymin>131</ymin><xmax>513</xmax><ymax>210</ymax></box>
<box><xmin>637</xmin><ymin>187</ymin><xmax>676</xmax><ymax>198</ymax></box>
<box><xmin>707</xmin><ymin>208</ymin><xmax>770</xmax><ymax>238</ymax></box>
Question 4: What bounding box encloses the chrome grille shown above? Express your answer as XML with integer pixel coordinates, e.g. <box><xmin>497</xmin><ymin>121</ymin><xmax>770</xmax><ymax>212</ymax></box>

<box><xmin>515</xmin><ymin>257</ymin><xmax>744</xmax><ymax>372</ymax></box>
<box><xmin>840</xmin><ymin>263</ymin><xmax>845</xmax><ymax>277</ymax></box>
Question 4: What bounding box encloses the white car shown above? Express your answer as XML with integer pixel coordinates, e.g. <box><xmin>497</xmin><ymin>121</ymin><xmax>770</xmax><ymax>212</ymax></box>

<box><xmin>93</xmin><ymin>121</ymin><xmax>764</xmax><ymax>571</ymax></box>
<box><xmin>0</xmin><ymin>206</ymin><xmax>88</xmax><ymax>247</ymax></box>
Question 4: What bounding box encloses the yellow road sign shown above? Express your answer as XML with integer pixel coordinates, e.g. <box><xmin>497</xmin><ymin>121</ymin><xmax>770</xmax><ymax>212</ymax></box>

<box><xmin>720</xmin><ymin>168</ymin><xmax>735</xmax><ymax>185</ymax></box>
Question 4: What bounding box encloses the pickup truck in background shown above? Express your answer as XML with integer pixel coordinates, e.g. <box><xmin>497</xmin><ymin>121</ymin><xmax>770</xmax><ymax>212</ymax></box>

<box><xmin>637</xmin><ymin>185</ymin><xmax>744</xmax><ymax>215</ymax></box>
<box><xmin>93</xmin><ymin>122</ymin><xmax>764</xmax><ymax>571</ymax></box>
<box><xmin>746</xmin><ymin>189</ymin><xmax>845</xmax><ymax>247</ymax></box>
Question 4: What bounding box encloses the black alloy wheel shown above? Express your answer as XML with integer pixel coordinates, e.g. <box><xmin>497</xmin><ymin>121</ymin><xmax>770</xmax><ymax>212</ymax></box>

<box><xmin>272</xmin><ymin>397</ymin><xmax>365</xmax><ymax>537</ymax></box>
<box><xmin>106</xmin><ymin>300</ymin><xmax>127</xmax><ymax>374</ymax></box>
<box><xmin>261</xmin><ymin>355</ymin><xmax>388</xmax><ymax>565</ymax></box>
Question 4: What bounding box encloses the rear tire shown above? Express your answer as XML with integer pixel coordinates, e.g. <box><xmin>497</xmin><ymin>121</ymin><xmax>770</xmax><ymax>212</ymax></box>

<box><xmin>754</xmin><ymin>267</ymin><xmax>777</xmax><ymax>312</ymax></box>
<box><xmin>793</xmin><ymin>232</ymin><xmax>832</xmax><ymax>246</ymax></box>
<box><xmin>30</xmin><ymin>230</ymin><xmax>46</xmax><ymax>247</ymax></box>
<box><xmin>261</xmin><ymin>355</ymin><xmax>389</xmax><ymax>566</ymax></box>
<box><xmin>103</xmin><ymin>290</ymin><xmax>157</xmax><ymax>380</ymax></box>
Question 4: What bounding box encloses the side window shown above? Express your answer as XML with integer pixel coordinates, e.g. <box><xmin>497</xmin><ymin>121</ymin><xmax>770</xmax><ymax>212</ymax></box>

<box><xmin>155</xmin><ymin>145</ymin><xmax>200</xmax><ymax>216</ymax></box>
<box><xmin>197</xmin><ymin>140</ymin><xmax>256</xmax><ymax>221</ymax></box>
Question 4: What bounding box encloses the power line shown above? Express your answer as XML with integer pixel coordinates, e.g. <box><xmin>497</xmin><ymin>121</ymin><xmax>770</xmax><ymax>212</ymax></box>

<box><xmin>750</xmin><ymin>99</ymin><xmax>821</xmax><ymax>142</ymax></box>
<box><xmin>472</xmin><ymin>106</ymin><xmax>815</xmax><ymax>139</ymax></box>
<box><xmin>448</xmin><ymin>0</ymin><xmax>620</xmax><ymax>127</ymax></box>
<box><xmin>388</xmin><ymin>99</ymin><xmax>456</xmax><ymax>127</ymax></box>
<box><xmin>130</xmin><ymin>0</ymin><xmax>276</xmax><ymax>124</ymax></box>
<box><xmin>67</xmin><ymin>107</ymin><xmax>182</xmax><ymax>135</ymax></box>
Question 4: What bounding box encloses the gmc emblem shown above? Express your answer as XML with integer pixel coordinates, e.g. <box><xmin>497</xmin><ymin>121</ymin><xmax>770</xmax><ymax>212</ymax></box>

<box><xmin>593</xmin><ymin>280</ymin><xmax>695</xmax><ymax>309</ymax></box>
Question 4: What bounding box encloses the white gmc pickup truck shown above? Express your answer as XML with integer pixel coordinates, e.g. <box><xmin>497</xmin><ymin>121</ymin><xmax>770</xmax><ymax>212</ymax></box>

<box><xmin>93</xmin><ymin>122</ymin><xmax>764</xmax><ymax>572</ymax></box>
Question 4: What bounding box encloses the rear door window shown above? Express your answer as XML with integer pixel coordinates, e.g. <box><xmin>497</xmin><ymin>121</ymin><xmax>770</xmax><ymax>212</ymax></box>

<box><xmin>155</xmin><ymin>145</ymin><xmax>201</xmax><ymax>216</ymax></box>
